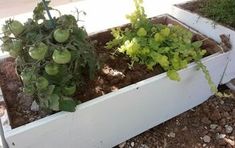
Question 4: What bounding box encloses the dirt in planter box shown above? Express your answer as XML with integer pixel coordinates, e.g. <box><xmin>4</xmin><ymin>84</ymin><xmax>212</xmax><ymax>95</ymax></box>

<box><xmin>179</xmin><ymin>0</ymin><xmax>235</xmax><ymax>30</ymax></box>
<box><xmin>0</xmin><ymin>16</ymin><xmax>224</xmax><ymax>128</ymax></box>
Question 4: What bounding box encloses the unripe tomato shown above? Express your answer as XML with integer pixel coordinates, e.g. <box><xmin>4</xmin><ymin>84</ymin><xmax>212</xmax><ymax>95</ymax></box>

<box><xmin>20</xmin><ymin>68</ymin><xmax>36</xmax><ymax>84</ymax></box>
<box><xmin>8</xmin><ymin>20</ymin><xmax>24</xmax><ymax>36</ymax></box>
<box><xmin>36</xmin><ymin>77</ymin><xmax>49</xmax><ymax>90</ymax></box>
<box><xmin>53</xmin><ymin>28</ymin><xmax>70</xmax><ymax>43</ymax></box>
<box><xmin>29</xmin><ymin>42</ymin><xmax>48</xmax><ymax>60</ymax></box>
<box><xmin>52</xmin><ymin>49</ymin><xmax>71</xmax><ymax>64</ymax></box>
<box><xmin>45</xmin><ymin>63</ymin><xmax>59</xmax><ymax>75</ymax></box>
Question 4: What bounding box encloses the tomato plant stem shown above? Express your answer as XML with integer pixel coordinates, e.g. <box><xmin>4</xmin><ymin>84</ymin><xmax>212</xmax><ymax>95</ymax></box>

<box><xmin>42</xmin><ymin>0</ymin><xmax>55</xmax><ymax>29</ymax></box>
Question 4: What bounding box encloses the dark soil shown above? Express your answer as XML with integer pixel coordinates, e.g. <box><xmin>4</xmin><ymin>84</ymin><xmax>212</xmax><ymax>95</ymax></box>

<box><xmin>179</xmin><ymin>0</ymin><xmax>235</xmax><ymax>30</ymax></box>
<box><xmin>115</xmin><ymin>88</ymin><xmax>235</xmax><ymax>148</ymax></box>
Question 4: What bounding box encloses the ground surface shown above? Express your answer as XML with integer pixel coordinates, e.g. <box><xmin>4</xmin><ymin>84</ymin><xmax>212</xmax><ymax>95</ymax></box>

<box><xmin>115</xmin><ymin>88</ymin><xmax>235</xmax><ymax>148</ymax></box>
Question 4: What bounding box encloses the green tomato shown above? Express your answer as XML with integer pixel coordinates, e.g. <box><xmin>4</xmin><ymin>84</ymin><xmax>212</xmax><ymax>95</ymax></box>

<box><xmin>52</xmin><ymin>49</ymin><xmax>71</xmax><ymax>64</ymax></box>
<box><xmin>36</xmin><ymin>77</ymin><xmax>49</xmax><ymax>90</ymax></box>
<box><xmin>53</xmin><ymin>28</ymin><xmax>70</xmax><ymax>43</ymax></box>
<box><xmin>9</xmin><ymin>40</ymin><xmax>23</xmax><ymax>57</ymax></box>
<box><xmin>45</xmin><ymin>63</ymin><xmax>59</xmax><ymax>75</ymax></box>
<box><xmin>8</xmin><ymin>20</ymin><xmax>24</xmax><ymax>36</ymax></box>
<box><xmin>63</xmin><ymin>84</ymin><xmax>76</xmax><ymax>96</ymax></box>
<box><xmin>23</xmin><ymin>84</ymin><xmax>35</xmax><ymax>95</ymax></box>
<box><xmin>137</xmin><ymin>27</ymin><xmax>147</xmax><ymax>37</ymax></box>
<box><xmin>20</xmin><ymin>68</ymin><xmax>36</xmax><ymax>84</ymax></box>
<box><xmin>29</xmin><ymin>42</ymin><xmax>48</xmax><ymax>60</ymax></box>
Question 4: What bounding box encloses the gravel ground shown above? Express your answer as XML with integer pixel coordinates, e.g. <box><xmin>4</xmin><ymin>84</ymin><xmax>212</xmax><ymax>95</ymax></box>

<box><xmin>115</xmin><ymin>87</ymin><xmax>235</xmax><ymax>148</ymax></box>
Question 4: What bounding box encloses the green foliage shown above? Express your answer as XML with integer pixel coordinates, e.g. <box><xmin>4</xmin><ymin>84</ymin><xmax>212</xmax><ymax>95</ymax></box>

<box><xmin>106</xmin><ymin>0</ymin><xmax>217</xmax><ymax>93</ymax></box>
<box><xmin>197</xmin><ymin>0</ymin><xmax>235</xmax><ymax>28</ymax></box>
<box><xmin>0</xmin><ymin>2</ymin><xmax>98</xmax><ymax>112</ymax></box>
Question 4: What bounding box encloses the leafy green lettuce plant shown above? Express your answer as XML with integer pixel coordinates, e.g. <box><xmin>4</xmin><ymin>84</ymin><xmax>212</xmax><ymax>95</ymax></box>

<box><xmin>106</xmin><ymin>0</ymin><xmax>218</xmax><ymax>93</ymax></box>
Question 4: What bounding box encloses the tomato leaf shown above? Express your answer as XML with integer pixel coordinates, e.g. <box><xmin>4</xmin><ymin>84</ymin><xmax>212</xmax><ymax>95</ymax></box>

<box><xmin>59</xmin><ymin>99</ymin><xmax>77</xmax><ymax>112</ymax></box>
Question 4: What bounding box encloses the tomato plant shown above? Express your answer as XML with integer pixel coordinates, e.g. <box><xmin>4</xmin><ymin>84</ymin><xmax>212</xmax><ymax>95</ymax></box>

<box><xmin>0</xmin><ymin>2</ymin><xmax>98</xmax><ymax>112</ymax></box>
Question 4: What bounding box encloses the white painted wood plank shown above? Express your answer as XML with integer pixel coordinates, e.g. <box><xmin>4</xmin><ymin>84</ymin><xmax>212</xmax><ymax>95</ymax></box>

<box><xmin>170</xmin><ymin>5</ymin><xmax>235</xmax><ymax>83</ymax></box>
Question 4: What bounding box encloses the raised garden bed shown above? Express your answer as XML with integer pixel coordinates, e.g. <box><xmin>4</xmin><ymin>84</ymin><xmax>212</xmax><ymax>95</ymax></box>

<box><xmin>170</xmin><ymin>0</ymin><xmax>235</xmax><ymax>84</ymax></box>
<box><xmin>0</xmin><ymin>13</ymin><xmax>230</xmax><ymax>147</ymax></box>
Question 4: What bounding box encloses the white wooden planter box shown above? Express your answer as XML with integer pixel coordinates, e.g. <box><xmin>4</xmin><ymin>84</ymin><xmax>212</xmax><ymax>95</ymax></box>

<box><xmin>170</xmin><ymin>2</ymin><xmax>235</xmax><ymax>84</ymax></box>
<box><xmin>0</xmin><ymin>13</ymin><xmax>230</xmax><ymax>147</ymax></box>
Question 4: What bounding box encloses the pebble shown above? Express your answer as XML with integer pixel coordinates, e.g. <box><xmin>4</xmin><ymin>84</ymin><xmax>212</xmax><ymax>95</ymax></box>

<box><xmin>31</xmin><ymin>101</ymin><xmax>39</xmax><ymax>112</ymax></box>
<box><xmin>223</xmin><ymin>112</ymin><xmax>230</xmax><ymax>118</ymax></box>
<box><xmin>130</xmin><ymin>142</ymin><xmax>135</xmax><ymax>147</ymax></box>
<box><xmin>201</xmin><ymin>117</ymin><xmax>211</xmax><ymax>124</ymax></box>
<box><xmin>224</xmin><ymin>138</ymin><xmax>235</xmax><ymax>146</ymax></box>
<box><xmin>210</xmin><ymin>124</ymin><xmax>218</xmax><ymax>130</ymax></box>
<box><xmin>220</xmin><ymin>100</ymin><xmax>224</xmax><ymax>105</ymax></box>
<box><xmin>216</xmin><ymin>133</ymin><xmax>226</xmax><ymax>139</ymax></box>
<box><xmin>219</xmin><ymin>118</ymin><xmax>226</xmax><ymax>126</ymax></box>
<box><xmin>140</xmin><ymin>144</ymin><xmax>149</xmax><ymax>148</ymax></box>
<box><xmin>210</xmin><ymin>110</ymin><xmax>221</xmax><ymax>121</ymax></box>
<box><xmin>168</xmin><ymin>132</ymin><xmax>176</xmax><ymax>138</ymax></box>
<box><xmin>203</xmin><ymin>135</ymin><xmax>211</xmax><ymax>143</ymax></box>
<box><xmin>182</xmin><ymin>126</ymin><xmax>188</xmax><ymax>131</ymax></box>
<box><xmin>225</xmin><ymin>125</ymin><xmax>233</xmax><ymax>134</ymax></box>
<box><xmin>119</xmin><ymin>142</ymin><xmax>126</xmax><ymax>148</ymax></box>
<box><xmin>216</xmin><ymin>126</ymin><xmax>223</xmax><ymax>132</ymax></box>
<box><xmin>232</xmin><ymin>109</ymin><xmax>235</xmax><ymax>118</ymax></box>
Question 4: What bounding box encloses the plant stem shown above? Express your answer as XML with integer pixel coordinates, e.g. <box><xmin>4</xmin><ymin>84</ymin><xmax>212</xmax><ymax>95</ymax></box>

<box><xmin>41</xmin><ymin>0</ymin><xmax>56</xmax><ymax>29</ymax></box>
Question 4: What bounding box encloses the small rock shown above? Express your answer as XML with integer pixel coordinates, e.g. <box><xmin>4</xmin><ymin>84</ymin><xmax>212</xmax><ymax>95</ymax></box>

<box><xmin>210</xmin><ymin>124</ymin><xmax>218</xmax><ymax>130</ymax></box>
<box><xmin>140</xmin><ymin>144</ymin><xmax>149</xmax><ymax>148</ymax></box>
<box><xmin>210</xmin><ymin>110</ymin><xmax>221</xmax><ymax>121</ymax></box>
<box><xmin>31</xmin><ymin>101</ymin><xmax>39</xmax><ymax>111</ymax></box>
<box><xmin>217</xmin><ymin>139</ymin><xmax>227</xmax><ymax>146</ymax></box>
<box><xmin>182</xmin><ymin>126</ymin><xmax>188</xmax><ymax>131</ymax></box>
<box><xmin>216</xmin><ymin>126</ymin><xmax>223</xmax><ymax>132</ymax></box>
<box><xmin>225</xmin><ymin>125</ymin><xmax>233</xmax><ymax>134</ymax></box>
<box><xmin>168</xmin><ymin>132</ymin><xmax>175</xmax><ymax>138</ymax></box>
<box><xmin>130</xmin><ymin>142</ymin><xmax>135</xmax><ymax>147</ymax></box>
<box><xmin>119</xmin><ymin>142</ymin><xmax>126</xmax><ymax>148</ymax></box>
<box><xmin>232</xmin><ymin>109</ymin><xmax>235</xmax><ymax>118</ymax></box>
<box><xmin>216</xmin><ymin>133</ymin><xmax>226</xmax><ymax>139</ymax></box>
<box><xmin>202</xmin><ymin>143</ymin><xmax>207</xmax><ymax>147</ymax></box>
<box><xmin>203</xmin><ymin>135</ymin><xmax>211</xmax><ymax>143</ymax></box>
<box><xmin>219</xmin><ymin>118</ymin><xmax>226</xmax><ymax>126</ymax></box>
<box><xmin>224</xmin><ymin>138</ymin><xmax>235</xmax><ymax>146</ymax></box>
<box><xmin>223</xmin><ymin>112</ymin><xmax>230</xmax><ymax>118</ymax></box>
<box><xmin>201</xmin><ymin>117</ymin><xmax>211</xmax><ymax>124</ymax></box>
<box><xmin>220</xmin><ymin>100</ymin><xmax>224</xmax><ymax>105</ymax></box>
